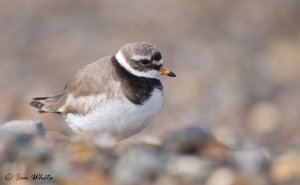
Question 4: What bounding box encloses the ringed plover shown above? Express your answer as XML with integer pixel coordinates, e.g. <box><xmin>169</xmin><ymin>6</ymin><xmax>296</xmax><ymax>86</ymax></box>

<box><xmin>30</xmin><ymin>42</ymin><xmax>176</xmax><ymax>139</ymax></box>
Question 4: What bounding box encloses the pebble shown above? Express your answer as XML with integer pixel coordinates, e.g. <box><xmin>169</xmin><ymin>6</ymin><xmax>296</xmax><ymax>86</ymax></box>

<box><xmin>247</xmin><ymin>102</ymin><xmax>280</xmax><ymax>135</ymax></box>
<box><xmin>0</xmin><ymin>120</ymin><xmax>45</xmax><ymax>137</ymax></box>
<box><xmin>270</xmin><ymin>151</ymin><xmax>300</xmax><ymax>184</ymax></box>
<box><xmin>166</xmin><ymin>155</ymin><xmax>214</xmax><ymax>183</ymax></box>
<box><xmin>231</xmin><ymin>146</ymin><xmax>270</xmax><ymax>175</ymax></box>
<box><xmin>163</xmin><ymin>126</ymin><xmax>212</xmax><ymax>154</ymax></box>
<box><xmin>206</xmin><ymin>168</ymin><xmax>235</xmax><ymax>185</ymax></box>
<box><xmin>113</xmin><ymin>147</ymin><xmax>167</xmax><ymax>185</ymax></box>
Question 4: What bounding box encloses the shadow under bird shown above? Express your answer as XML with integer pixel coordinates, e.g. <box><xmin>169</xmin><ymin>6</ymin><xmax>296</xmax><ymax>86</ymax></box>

<box><xmin>30</xmin><ymin>42</ymin><xmax>176</xmax><ymax>139</ymax></box>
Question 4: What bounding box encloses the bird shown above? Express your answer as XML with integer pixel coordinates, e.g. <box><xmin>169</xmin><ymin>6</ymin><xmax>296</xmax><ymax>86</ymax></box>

<box><xmin>30</xmin><ymin>42</ymin><xmax>176</xmax><ymax>139</ymax></box>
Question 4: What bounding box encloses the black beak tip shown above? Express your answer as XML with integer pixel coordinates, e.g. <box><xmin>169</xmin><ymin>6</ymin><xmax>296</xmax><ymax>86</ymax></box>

<box><xmin>168</xmin><ymin>71</ymin><xmax>176</xmax><ymax>77</ymax></box>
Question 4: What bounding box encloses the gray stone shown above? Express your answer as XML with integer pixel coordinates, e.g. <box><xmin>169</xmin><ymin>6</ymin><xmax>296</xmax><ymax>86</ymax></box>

<box><xmin>113</xmin><ymin>147</ymin><xmax>167</xmax><ymax>185</ymax></box>
<box><xmin>164</xmin><ymin>126</ymin><xmax>212</xmax><ymax>154</ymax></box>
<box><xmin>0</xmin><ymin>120</ymin><xmax>45</xmax><ymax>137</ymax></box>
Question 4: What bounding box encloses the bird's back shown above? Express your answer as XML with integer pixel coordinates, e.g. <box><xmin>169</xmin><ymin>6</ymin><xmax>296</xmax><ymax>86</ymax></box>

<box><xmin>30</xmin><ymin>56</ymin><xmax>119</xmax><ymax>115</ymax></box>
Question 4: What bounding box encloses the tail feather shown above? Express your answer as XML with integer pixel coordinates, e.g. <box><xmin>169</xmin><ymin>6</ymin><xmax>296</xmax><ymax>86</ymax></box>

<box><xmin>30</xmin><ymin>93</ymin><xmax>67</xmax><ymax>114</ymax></box>
<box><xmin>32</xmin><ymin>97</ymin><xmax>49</xmax><ymax>100</ymax></box>
<box><xmin>30</xmin><ymin>99</ymin><xmax>47</xmax><ymax>110</ymax></box>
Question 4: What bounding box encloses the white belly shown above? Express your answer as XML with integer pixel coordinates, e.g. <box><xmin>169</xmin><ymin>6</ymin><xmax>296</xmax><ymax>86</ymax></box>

<box><xmin>64</xmin><ymin>88</ymin><xmax>163</xmax><ymax>138</ymax></box>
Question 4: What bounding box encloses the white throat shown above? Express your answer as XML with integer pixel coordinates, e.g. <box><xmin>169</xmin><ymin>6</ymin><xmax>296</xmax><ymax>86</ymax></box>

<box><xmin>115</xmin><ymin>51</ymin><xmax>161</xmax><ymax>79</ymax></box>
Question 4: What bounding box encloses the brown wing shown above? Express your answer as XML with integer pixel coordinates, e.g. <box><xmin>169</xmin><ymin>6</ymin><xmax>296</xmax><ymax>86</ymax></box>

<box><xmin>30</xmin><ymin>56</ymin><xmax>117</xmax><ymax>115</ymax></box>
<box><xmin>62</xmin><ymin>56</ymin><xmax>118</xmax><ymax>115</ymax></box>
<box><xmin>65</xmin><ymin>56</ymin><xmax>115</xmax><ymax>96</ymax></box>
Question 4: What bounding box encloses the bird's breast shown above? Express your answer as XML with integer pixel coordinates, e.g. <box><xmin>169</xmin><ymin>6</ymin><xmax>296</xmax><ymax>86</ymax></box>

<box><xmin>65</xmin><ymin>88</ymin><xmax>164</xmax><ymax>138</ymax></box>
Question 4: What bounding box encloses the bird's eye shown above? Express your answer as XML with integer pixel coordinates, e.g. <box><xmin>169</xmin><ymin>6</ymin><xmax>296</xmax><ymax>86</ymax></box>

<box><xmin>140</xmin><ymin>59</ymin><xmax>150</xmax><ymax>65</ymax></box>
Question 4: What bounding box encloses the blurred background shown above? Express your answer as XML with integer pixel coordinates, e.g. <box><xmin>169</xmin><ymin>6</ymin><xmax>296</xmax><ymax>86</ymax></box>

<box><xmin>0</xmin><ymin>0</ymin><xmax>300</xmax><ymax>155</ymax></box>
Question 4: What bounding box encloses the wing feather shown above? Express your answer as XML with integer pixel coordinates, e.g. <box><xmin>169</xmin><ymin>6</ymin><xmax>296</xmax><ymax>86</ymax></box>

<box><xmin>30</xmin><ymin>56</ymin><xmax>118</xmax><ymax>116</ymax></box>
<box><xmin>62</xmin><ymin>56</ymin><xmax>118</xmax><ymax>115</ymax></box>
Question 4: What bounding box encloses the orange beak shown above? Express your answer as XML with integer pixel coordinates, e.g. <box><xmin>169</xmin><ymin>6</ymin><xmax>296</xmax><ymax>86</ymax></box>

<box><xmin>160</xmin><ymin>66</ymin><xmax>176</xmax><ymax>77</ymax></box>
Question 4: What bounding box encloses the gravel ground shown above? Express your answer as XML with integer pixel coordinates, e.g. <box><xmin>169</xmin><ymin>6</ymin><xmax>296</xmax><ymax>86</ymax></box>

<box><xmin>0</xmin><ymin>120</ymin><xmax>299</xmax><ymax>185</ymax></box>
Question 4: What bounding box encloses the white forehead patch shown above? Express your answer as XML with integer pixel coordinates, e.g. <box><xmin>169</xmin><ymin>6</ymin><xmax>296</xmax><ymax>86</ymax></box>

<box><xmin>116</xmin><ymin>51</ymin><xmax>161</xmax><ymax>79</ymax></box>
<box><xmin>131</xmin><ymin>55</ymin><xmax>150</xmax><ymax>61</ymax></box>
<box><xmin>153</xmin><ymin>59</ymin><xmax>164</xmax><ymax>66</ymax></box>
